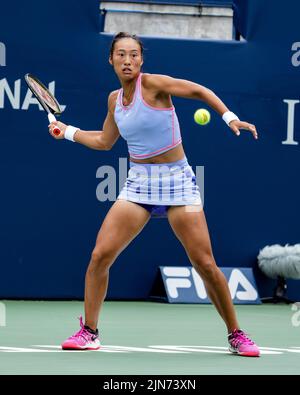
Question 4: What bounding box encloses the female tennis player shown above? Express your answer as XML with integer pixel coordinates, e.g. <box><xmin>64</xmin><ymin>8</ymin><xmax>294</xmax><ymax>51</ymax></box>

<box><xmin>49</xmin><ymin>32</ymin><xmax>260</xmax><ymax>357</ymax></box>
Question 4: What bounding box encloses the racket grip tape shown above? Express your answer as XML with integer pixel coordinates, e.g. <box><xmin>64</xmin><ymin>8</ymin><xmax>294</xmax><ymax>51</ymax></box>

<box><xmin>48</xmin><ymin>113</ymin><xmax>61</xmax><ymax>136</ymax></box>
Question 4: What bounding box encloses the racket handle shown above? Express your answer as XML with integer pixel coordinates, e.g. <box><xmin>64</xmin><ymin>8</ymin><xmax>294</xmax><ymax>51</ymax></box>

<box><xmin>48</xmin><ymin>113</ymin><xmax>61</xmax><ymax>136</ymax></box>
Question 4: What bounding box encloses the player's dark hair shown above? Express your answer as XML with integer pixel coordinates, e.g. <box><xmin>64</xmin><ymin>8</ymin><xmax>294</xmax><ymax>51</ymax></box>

<box><xmin>110</xmin><ymin>32</ymin><xmax>144</xmax><ymax>58</ymax></box>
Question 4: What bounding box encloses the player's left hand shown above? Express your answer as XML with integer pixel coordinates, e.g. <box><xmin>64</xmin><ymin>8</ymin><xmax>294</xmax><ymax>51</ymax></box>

<box><xmin>229</xmin><ymin>120</ymin><xmax>258</xmax><ymax>139</ymax></box>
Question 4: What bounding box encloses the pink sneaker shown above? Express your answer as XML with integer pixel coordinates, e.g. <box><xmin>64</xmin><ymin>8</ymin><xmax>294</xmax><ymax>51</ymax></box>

<box><xmin>228</xmin><ymin>329</ymin><xmax>260</xmax><ymax>357</ymax></box>
<box><xmin>61</xmin><ymin>316</ymin><xmax>100</xmax><ymax>350</ymax></box>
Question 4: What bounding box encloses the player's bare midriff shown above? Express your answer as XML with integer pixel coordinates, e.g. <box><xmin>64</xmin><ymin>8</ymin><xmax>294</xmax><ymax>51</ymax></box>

<box><xmin>129</xmin><ymin>143</ymin><xmax>185</xmax><ymax>164</ymax></box>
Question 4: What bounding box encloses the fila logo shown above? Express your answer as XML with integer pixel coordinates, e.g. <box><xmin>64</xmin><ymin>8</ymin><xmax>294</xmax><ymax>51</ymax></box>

<box><xmin>165</xmin><ymin>267</ymin><xmax>191</xmax><ymax>298</ymax></box>
<box><xmin>161</xmin><ymin>267</ymin><xmax>260</xmax><ymax>304</ymax></box>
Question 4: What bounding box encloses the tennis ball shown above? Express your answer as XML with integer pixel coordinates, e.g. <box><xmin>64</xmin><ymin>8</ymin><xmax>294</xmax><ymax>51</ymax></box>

<box><xmin>194</xmin><ymin>109</ymin><xmax>211</xmax><ymax>125</ymax></box>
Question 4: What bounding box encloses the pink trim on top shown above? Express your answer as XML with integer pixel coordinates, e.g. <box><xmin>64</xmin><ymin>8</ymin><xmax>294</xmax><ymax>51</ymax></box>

<box><xmin>138</xmin><ymin>73</ymin><xmax>174</xmax><ymax>111</ymax></box>
<box><xmin>119</xmin><ymin>73</ymin><xmax>141</xmax><ymax>110</ymax></box>
<box><xmin>129</xmin><ymin>139</ymin><xmax>182</xmax><ymax>158</ymax></box>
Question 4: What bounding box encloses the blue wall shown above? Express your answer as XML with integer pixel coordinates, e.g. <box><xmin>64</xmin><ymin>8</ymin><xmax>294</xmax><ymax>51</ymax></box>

<box><xmin>1</xmin><ymin>0</ymin><xmax>299</xmax><ymax>299</ymax></box>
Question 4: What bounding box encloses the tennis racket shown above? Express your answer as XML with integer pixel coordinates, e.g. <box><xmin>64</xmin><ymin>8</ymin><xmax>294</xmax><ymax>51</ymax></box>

<box><xmin>24</xmin><ymin>73</ymin><xmax>62</xmax><ymax>136</ymax></box>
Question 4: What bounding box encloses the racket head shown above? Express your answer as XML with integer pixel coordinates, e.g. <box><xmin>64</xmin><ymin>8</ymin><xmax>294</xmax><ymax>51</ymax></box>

<box><xmin>24</xmin><ymin>73</ymin><xmax>62</xmax><ymax>116</ymax></box>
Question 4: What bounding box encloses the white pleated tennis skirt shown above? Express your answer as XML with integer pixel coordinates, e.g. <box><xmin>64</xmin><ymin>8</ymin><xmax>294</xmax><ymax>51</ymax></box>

<box><xmin>117</xmin><ymin>156</ymin><xmax>202</xmax><ymax>207</ymax></box>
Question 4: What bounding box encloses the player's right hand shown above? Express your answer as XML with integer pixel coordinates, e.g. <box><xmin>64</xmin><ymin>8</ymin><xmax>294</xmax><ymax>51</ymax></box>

<box><xmin>48</xmin><ymin>121</ymin><xmax>67</xmax><ymax>139</ymax></box>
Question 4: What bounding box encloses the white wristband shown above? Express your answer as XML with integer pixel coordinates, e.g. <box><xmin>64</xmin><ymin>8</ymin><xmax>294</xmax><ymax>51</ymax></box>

<box><xmin>222</xmin><ymin>111</ymin><xmax>239</xmax><ymax>126</ymax></box>
<box><xmin>64</xmin><ymin>125</ymin><xmax>79</xmax><ymax>142</ymax></box>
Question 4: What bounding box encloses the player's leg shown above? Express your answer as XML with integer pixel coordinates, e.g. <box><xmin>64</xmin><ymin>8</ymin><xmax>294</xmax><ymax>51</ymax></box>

<box><xmin>62</xmin><ymin>200</ymin><xmax>150</xmax><ymax>350</ymax></box>
<box><xmin>167</xmin><ymin>206</ymin><xmax>238</xmax><ymax>331</ymax></box>
<box><xmin>84</xmin><ymin>199</ymin><xmax>151</xmax><ymax>330</ymax></box>
<box><xmin>167</xmin><ymin>206</ymin><xmax>260</xmax><ymax>356</ymax></box>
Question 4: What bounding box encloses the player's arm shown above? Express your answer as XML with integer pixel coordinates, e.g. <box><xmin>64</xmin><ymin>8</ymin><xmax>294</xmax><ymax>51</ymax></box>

<box><xmin>145</xmin><ymin>74</ymin><xmax>258</xmax><ymax>139</ymax></box>
<box><xmin>48</xmin><ymin>91</ymin><xmax>120</xmax><ymax>150</ymax></box>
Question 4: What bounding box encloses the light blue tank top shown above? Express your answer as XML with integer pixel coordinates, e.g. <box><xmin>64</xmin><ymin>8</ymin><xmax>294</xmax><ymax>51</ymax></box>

<box><xmin>114</xmin><ymin>73</ymin><xmax>182</xmax><ymax>159</ymax></box>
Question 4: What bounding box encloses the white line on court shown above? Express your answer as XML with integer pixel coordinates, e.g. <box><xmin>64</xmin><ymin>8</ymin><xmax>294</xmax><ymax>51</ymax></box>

<box><xmin>0</xmin><ymin>346</ymin><xmax>56</xmax><ymax>352</ymax></box>
<box><xmin>259</xmin><ymin>346</ymin><xmax>300</xmax><ymax>353</ymax></box>
<box><xmin>0</xmin><ymin>345</ymin><xmax>298</xmax><ymax>354</ymax></box>
<box><xmin>149</xmin><ymin>346</ymin><xmax>282</xmax><ymax>355</ymax></box>
<box><xmin>34</xmin><ymin>345</ymin><xmax>128</xmax><ymax>353</ymax></box>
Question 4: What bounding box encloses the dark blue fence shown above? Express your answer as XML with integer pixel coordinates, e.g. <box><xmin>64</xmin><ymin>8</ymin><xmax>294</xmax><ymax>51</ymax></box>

<box><xmin>1</xmin><ymin>0</ymin><xmax>300</xmax><ymax>300</ymax></box>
